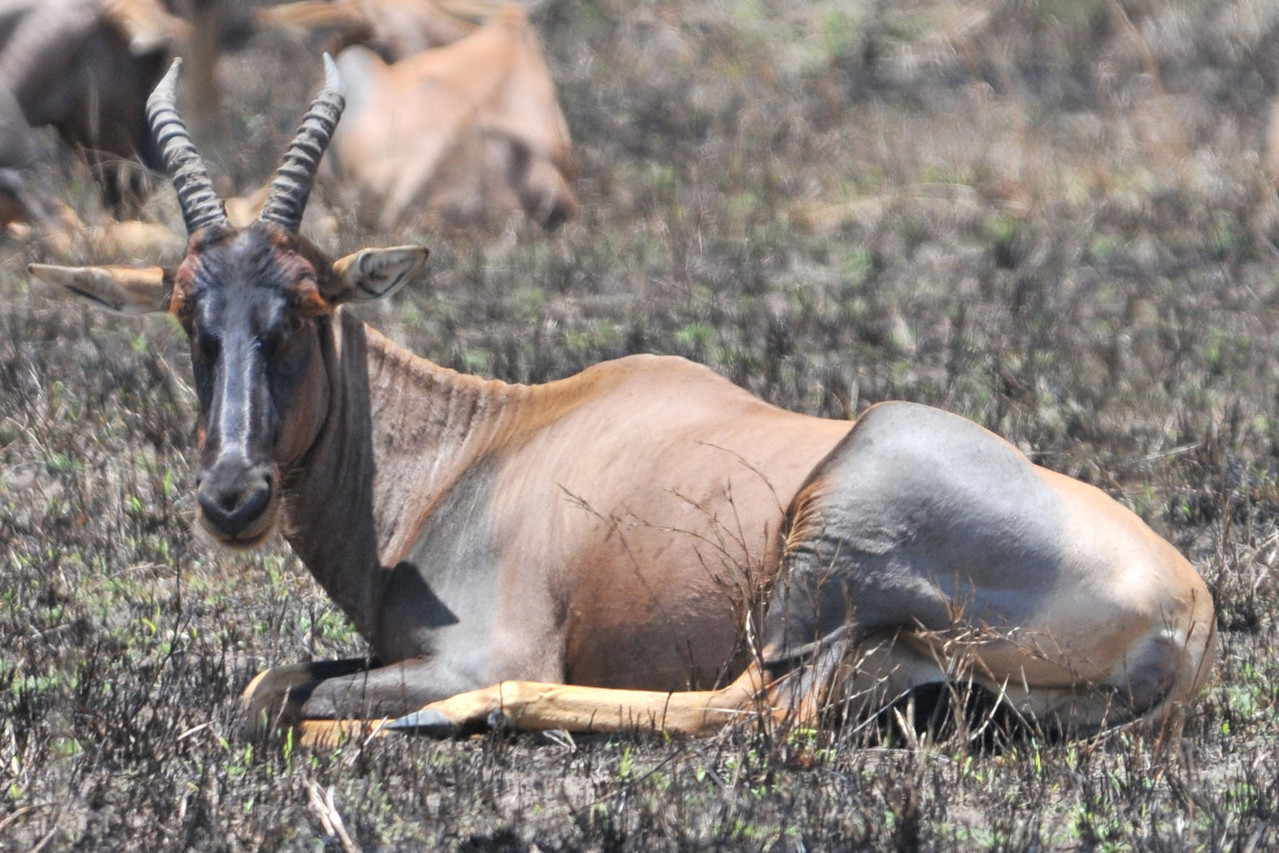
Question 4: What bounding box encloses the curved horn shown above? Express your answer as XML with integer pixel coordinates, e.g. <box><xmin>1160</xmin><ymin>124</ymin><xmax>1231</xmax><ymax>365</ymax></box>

<box><xmin>146</xmin><ymin>58</ymin><xmax>228</xmax><ymax>234</ymax></box>
<box><xmin>259</xmin><ymin>54</ymin><xmax>345</xmax><ymax>233</ymax></box>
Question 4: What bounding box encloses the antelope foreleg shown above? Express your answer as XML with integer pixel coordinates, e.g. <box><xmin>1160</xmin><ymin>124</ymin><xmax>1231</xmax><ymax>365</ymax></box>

<box><xmin>389</xmin><ymin>663</ymin><xmax>778</xmax><ymax>737</ymax></box>
<box><xmin>249</xmin><ymin>663</ymin><xmax>793</xmax><ymax>746</ymax></box>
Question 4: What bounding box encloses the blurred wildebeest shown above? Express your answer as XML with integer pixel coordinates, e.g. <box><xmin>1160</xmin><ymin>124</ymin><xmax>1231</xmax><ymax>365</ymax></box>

<box><xmin>0</xmin><ymin>83</ymin><xmax>61</xmax><ymax>229</ymax></box>
<box><xmin>0</xmin><ymin>0</ymin><xmax>251</xmax><ymax>232</ymax></box>
<box><xmin>329</xmin><ymin>5</ymin><xmax>576</xmax><ymax>229</ymax></box>
<box><xmin>0</xmin><ymin>0</ymin><xmax>182</xmax><ymax>222</ymax></box>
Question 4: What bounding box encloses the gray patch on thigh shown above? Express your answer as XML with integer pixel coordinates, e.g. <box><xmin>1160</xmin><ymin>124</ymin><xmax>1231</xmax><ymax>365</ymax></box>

<box><xmin>762</xmin><ymin>401</ymin><xmax>1068</xmax><ymax>671</ymax></box>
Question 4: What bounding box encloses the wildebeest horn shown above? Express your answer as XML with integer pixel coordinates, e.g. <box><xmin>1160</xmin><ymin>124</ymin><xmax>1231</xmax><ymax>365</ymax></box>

<box><xmin>259</xmin><ymin>54</ymin><xmax>345</xmax><ymax>233</ymax></box>
<box><xmin>146</xmin><ymin>59</ymin><xmax>229</xmax><ymax>234</ymax></box>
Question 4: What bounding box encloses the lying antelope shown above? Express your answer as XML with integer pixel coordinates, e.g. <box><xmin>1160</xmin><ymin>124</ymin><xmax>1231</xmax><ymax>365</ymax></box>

<box><xmin>257</xmin><ymin>0</ymin><xmax>480</xmax><ymax>61</ymax></box>
<box><xmin>30</xmin><ymin>58</ymin><xmax>1217</xmax><ymax>747</ymax></box>
<box><xmin>322</xmin><ymin>5</ymin><xmax>577</xmax><ymax>230</ymax></box>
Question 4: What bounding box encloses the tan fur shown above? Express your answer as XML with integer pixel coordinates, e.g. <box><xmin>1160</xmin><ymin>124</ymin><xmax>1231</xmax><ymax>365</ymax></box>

<box><xmin>263</xmin><ymin>319</ymin><xmax>1216</xmax><ymax>739</ymax></box>
<box><xmin>32</xmin><ymin>50</ymin><xmax>1218</xmax><ymax>743</ymax></box>
<box><xmin>323</xmin><ymin>5</ymin><xmax>577</xmax><ymax>228</ymax></box>
<box><xmin>38</xmin><ymin>257</ymin><xmax>1217</xmax><ymax>743</ymax></box>
<box><xmin>258</xmin><ymin>0</ymin><xmax>478</xmax><ymax>58</ymax></box>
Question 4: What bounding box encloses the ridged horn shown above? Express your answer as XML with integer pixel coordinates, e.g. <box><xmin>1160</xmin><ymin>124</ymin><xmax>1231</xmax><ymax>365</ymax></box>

<box><xmin>146</xmin><ymin>58</ymin><xmax>228</xmax><ymax>234</ymax></box>
<box><xmin>259</xmin><ymin>54</ymin><xmax>345</xmax><ymax>233</ymax></box>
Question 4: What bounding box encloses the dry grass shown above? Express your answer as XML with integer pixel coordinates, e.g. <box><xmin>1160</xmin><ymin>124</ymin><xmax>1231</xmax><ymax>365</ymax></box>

<box><xmin>3</xmin><ymin>0</ymin><xmax>1279</xmax><ymax>848</ymax></box>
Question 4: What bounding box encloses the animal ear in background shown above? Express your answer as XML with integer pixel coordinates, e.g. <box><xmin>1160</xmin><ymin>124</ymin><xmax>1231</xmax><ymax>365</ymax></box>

<box><xmin>27</xmin><ymin>263</ymin><xmax>172</xmax><ymax>316</ymax></box>
<box><xmin>327</xmin><ymin>246</ymin><xmax>429</xmax><ymax>305</ymax></box>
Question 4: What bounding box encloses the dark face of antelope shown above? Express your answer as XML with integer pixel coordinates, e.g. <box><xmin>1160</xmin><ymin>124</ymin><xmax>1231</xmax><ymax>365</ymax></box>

<box><xmin>175</xmin><ymin>223</ymin><xmax>334</xmax><ymax>547</ymax></box>
<box><xmin>153</xmin><ymin>57</ymin><xmax>342</xmax><ymax>548</ymax></box>
<box><xmin>27</xmin><ymin>57</ymin><xmax>425</xmax><ymax>550</ymax></box>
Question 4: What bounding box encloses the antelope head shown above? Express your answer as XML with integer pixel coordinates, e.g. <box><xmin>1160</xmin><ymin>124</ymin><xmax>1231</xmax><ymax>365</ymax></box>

<box><xmin>30</xmin><ymin>57</ymin><xmax>428</xmax><ymax>549</ymax></box>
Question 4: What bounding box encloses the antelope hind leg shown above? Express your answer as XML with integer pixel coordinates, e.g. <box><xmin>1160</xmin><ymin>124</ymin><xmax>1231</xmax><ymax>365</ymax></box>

<box><xmin>758</xmin><ymin>401</ymin><xmax>1217</xmax><ymax>736</ymax></box>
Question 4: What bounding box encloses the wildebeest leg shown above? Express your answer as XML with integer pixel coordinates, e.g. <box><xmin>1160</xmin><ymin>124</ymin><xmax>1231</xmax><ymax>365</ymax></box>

<box><xmin>752</xmin><ymin>401</ymin><xmax>1082</xmax><ymax>732</ymax></box>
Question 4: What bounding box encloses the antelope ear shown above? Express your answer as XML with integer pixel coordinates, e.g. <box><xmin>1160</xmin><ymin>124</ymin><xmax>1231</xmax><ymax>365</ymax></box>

<box><xmin>28</xmin><ymin>264</ymin><xmax>173</xmax><ymax>316</ymax></box>
<box><xmin>327</xmin><ymin>246</ymin><xmax>429</xmax><ymax>305</ymax></box>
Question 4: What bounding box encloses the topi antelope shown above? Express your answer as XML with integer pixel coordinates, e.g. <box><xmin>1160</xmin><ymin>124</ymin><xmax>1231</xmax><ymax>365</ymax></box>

<box><xmin>30</xmin><ymin>57</ymin><xmax>1217</xmax><ymax>748</ymax></box>
<box><xmin>321</xmin><ymin>5</ymin><xmax>576</xmax><ymax>230</ymax></box>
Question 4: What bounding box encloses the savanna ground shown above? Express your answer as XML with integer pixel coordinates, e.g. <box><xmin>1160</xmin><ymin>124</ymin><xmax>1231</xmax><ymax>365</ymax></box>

<box><xmin>3</xmin><ymin>0</ymin><xmax>1279</xmax><ymax>848</ymax></box>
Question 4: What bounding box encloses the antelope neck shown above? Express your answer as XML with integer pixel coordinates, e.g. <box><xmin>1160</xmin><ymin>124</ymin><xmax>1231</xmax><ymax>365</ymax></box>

<box><xmin>278</xmin><ymin>310</ymin><xmax>526</xmax><ymax>648</ymax></box>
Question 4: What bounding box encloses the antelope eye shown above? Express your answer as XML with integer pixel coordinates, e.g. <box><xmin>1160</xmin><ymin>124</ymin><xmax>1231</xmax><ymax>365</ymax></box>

<box><xmin>286</xmin><ymin>309</ymin><xmax>308</xmax><ymax>334</ymax></box>
<box><xmin>259</xmin><ymin>311</ymin><xmax>307</xmax><ymax>359</ymax></box>
<box><xmin>254</xmin><ymin>332</ymin><xmax>275</xmax><ymax>357</ymax></box>
<box><xmin>194</xmin><ymin>326</ymin><xmax>221</xmax><ymax>363</ymax></box>
<box><xmin>257</xmin><ymin>321</ymin><xmax>287</xmax><ymax>357</ymax></box>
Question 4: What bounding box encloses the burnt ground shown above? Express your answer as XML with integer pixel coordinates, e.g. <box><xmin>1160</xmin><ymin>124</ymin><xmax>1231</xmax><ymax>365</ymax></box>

<box><xmin>4</xmin><ymin>0</ymin><xmax>1279</xmax><ymax>849</ymax></box>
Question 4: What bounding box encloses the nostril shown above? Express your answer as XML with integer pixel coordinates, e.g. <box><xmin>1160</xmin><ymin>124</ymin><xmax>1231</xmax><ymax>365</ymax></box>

<box><xmin>197</xmin><ymin>468</ymin><xmax>274</xmax><ymax>537</ymax></box>
<box><xmin>239</xmin><ymin>480</ymin><xmax>271</xmax><ymax>517</ymax></box>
